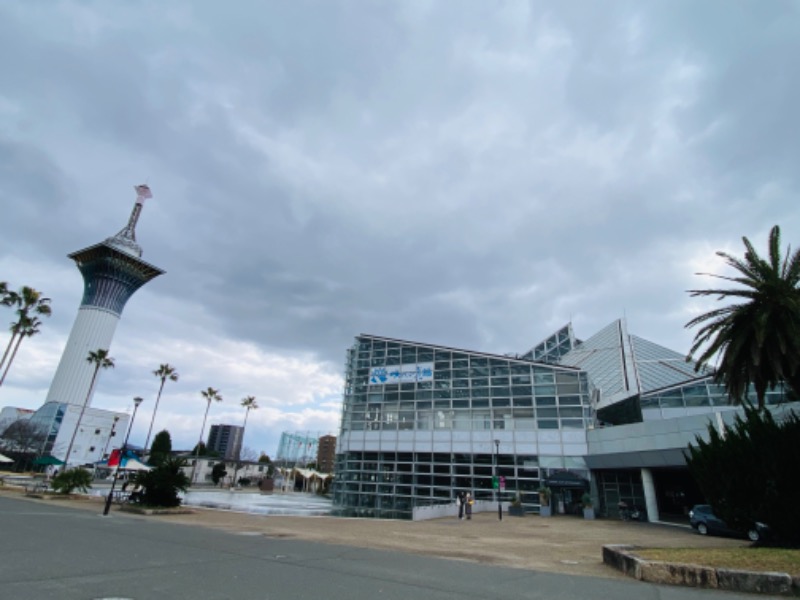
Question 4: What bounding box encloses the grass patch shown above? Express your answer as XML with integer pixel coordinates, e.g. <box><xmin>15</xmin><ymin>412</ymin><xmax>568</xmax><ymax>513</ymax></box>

<box><xmin>635</xmin><ymin>547</ymin><xmax>800</xmax><ymax>576</ymax></box>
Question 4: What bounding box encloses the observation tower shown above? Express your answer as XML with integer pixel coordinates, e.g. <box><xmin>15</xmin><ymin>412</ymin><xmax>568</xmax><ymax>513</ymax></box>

<box><xmin>45</xmin><ymin>186</ymin><xmax>164</xmax><ymax>407</ymax></box>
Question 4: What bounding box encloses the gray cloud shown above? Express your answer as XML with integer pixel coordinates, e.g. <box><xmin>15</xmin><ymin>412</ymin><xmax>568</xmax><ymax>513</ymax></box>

<box><xmin>1</xmin><ymin>0</ymin><xmax>798</xmax><ymax>451</ymax></box>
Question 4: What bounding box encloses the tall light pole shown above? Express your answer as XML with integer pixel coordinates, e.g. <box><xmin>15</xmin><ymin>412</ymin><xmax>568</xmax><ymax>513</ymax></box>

<box><xmin>494</xmin><ymin>439</ymin><xmax>502</xmax><ymax>521</ymax></box>
<box><xmin>103</xmin><ymin>396</ymin><xmax>143</xmax><ymax>516</ymax></box>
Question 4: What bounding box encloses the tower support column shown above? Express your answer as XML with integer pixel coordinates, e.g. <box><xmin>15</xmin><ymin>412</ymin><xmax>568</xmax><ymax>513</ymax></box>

<box><xmin>45</xmin><ymin>308</ymin><xmax>120</xmax><ymax>407</ymax></box>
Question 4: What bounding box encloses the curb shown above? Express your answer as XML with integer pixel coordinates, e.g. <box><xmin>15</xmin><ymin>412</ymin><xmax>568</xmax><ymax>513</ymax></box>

<box><xmin>603</xmin><ymin>545</ymin><xmax>797</xmax><ymax>596</ymax></box>
<box><xmin>119</xmin><ymin>505</ymin><xmax>195</xmax><ymax>516</ymax></box>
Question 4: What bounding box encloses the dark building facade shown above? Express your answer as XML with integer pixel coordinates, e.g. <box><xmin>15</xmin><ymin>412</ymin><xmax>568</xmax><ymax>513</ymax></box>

<box><xmin>316</xmin><ymin>435</ymin><xmax>337</xmax><ymax>473</ymax></box>
<box><xmin>207</xmin><ymin>424</ymin><xmax>244</xmax><ymax>461</ymax></box>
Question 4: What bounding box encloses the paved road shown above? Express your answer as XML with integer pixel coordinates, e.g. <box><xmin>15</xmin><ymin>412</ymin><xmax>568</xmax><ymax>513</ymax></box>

<box><xmin>0</xmin><ymin>496</ymin><xmax>755</xmax><ymax>600</ymax></box>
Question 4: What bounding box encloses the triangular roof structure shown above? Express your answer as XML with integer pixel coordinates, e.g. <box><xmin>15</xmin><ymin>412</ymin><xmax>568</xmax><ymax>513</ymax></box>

<box><xmin>520</xmin><ymin>323</ymin><xmax>579</xmax><ymax>363</ymax></box>
<box><xmin>553</xmin><ymin>319</ymin><xmax>712</xmax><ymax>409</ymax></box>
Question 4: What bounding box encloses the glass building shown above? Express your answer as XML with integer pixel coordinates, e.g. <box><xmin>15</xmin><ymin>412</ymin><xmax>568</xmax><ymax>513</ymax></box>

<box><xmin>332</xmin><ymin>334</ymin><xmax>593</xmax><ymax>519</ymax></box>
<box><xmin>332</xmin><ymin>320</ymin><xmax>796</xmax><ymax>520</ymax></box>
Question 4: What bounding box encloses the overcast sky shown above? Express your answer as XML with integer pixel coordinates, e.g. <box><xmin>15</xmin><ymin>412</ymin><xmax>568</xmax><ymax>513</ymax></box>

<box><xmin>1</xmin><ymin>1</ymin><xmax>798</xmax><ymax>456</ymax></box>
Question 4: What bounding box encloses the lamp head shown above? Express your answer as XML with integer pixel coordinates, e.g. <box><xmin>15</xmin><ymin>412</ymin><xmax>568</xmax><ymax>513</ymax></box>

<box><xmin>133</xmin><ymin>396</ymin><xmax>144</xmax><ymax>407</ymax></box>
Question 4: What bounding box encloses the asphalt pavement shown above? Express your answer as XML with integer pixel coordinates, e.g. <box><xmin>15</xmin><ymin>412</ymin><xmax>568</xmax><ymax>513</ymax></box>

<box><xmin>0</xmin><ymin>495</ymin><xmax>758</xmax><ymax>600</ymax></box>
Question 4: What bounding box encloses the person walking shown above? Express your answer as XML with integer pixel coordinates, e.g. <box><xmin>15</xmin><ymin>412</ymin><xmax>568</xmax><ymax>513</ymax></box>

<box><xmin>465</xmin><ymin>492</ymin><xmax>473</xmax><ymax>520</ymax></box>
<box><xmin>457</xmin><ymin>491</ymin><xmax>465</xmax><ymax>520</ymax></box>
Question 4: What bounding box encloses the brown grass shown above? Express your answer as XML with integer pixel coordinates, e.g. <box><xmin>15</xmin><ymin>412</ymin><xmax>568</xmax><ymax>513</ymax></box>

<box><xmin>635</xmin><ymin>547</ymin><xmax>800</xmax><ymax>576</ymax></box>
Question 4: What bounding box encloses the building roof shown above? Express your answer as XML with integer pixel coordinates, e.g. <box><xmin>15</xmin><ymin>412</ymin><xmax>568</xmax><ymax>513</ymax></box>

<box><xmin>554</xmin><ymin>319</ymin><xmax>712</xmax><ymax>409</ymax></box>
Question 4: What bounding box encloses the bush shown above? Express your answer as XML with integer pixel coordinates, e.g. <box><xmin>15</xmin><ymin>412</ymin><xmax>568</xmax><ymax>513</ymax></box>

<box><xmin>211</xmin><ymin>462</ymin><xmax>227</xmax><ymax>485</ymax></box>
<box><xmin>51</xmin><ymin>468</ymin><xmax>92</xmax><ymax>494</ymax></box>
<box><xmin>149</xmin><ymin>430</ymin><xmax>172</xmax><ymax>466</ymax></box>
<box><xmin>135</xmin><ymin>456</ymin><xmax>189</xmax><ymax>508</ymax></box>
<box><xmin>687</xmin><ymin>406</ymin><xmax>800</xmax><ymax>545</ymax></box>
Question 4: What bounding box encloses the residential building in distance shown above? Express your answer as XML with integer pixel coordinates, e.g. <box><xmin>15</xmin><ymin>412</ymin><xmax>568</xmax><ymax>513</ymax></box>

<box><xmin>316</xmin><ymin>434</ymin><xmax>337</xmax><ymax>473</ymax></box>
<box><xmin>207</xmin><ymin>424</ymin><xmax>244</xmax><ymax>461</ymax></box>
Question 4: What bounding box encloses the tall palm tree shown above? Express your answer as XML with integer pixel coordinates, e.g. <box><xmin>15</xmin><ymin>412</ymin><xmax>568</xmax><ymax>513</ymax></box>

<box><xmin>686</xmin><ymin>225</ymin><xmax>800</xmax><ymax>408</ymax></box>
<box><xmin>0</xmin><ymin>282</ymin><xmax>12</xmax><ymax>305</ymax></box>
<box><xmin>191</xmin><ymin>387</ymin><xmax>222</xmax><ymax>484</ymax></box>
<box><xmin>144</xmin><ymin>363</ymin><xmax>179</xmax><ymax>452</ymax></box>
<box><xmin>63</xmin><ymin>349</ymin><xmax>115</xmax><ymax>465</ymax></box>
<box><xmin>0</xmin><ymin>315</ymin><xmax>42</xmax><ymax>386</ymax></box>
<box><xmin>0</xmin><ymin>286</ymin><xmax>52</xmax><ymax>375</ymax></box>
<box><xmin>232</xmin><ymin>396</ymin><xmax>258</xmax><ymax>486</ymax></box>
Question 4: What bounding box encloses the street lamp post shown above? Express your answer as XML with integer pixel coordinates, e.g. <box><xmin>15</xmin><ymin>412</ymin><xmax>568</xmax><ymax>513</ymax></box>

<box><xmin>494</xmin><ymin>439</ymin><xmax>502</xmax><ymax>521</ymax></box>
<box><xmin>103</xmin><ymin>396</ymin><xmax>143</xmax><ymax>516</ymax></box>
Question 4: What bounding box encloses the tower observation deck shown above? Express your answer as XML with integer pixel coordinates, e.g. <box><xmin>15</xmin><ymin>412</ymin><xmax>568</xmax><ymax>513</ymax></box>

<box><xmin>45</xmin><ymin>186</ymin><xmax>164</xmax><ymax>408</ymax></box>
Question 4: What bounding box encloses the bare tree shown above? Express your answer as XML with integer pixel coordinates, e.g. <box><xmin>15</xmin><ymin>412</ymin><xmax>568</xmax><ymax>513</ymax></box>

<box><xmin>232</xmin><ymin>446</ymin><xmax>260</xmax><ymax>485</ymax></box>
<box><xmin>0</xmin><ymin>420</ymin><xmax>48</xmax><ymax>453</ymax></box>
<box><xmin>239</xmin><ymin>446</ymin><xmax>259</xmax><ymax>462</ymax></box>
<box><xmin>0</xmin><ymin>420</ymin><xmax>49</xmax><ymax>470</ymax></box>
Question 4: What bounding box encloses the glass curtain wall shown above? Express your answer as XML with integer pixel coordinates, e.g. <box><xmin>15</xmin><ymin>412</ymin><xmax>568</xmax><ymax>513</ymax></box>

<box><xmin>332</xmin><ymin>336</ymin><xmax>592</xmax><ymax>519</ymax></box>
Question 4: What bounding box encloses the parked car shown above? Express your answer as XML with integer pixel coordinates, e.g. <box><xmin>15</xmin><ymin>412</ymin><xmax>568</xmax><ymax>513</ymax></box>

<box><xmin>689</xmin><ymin>504</ymin><xmax>769</xmax><ymax>542</ymax></box>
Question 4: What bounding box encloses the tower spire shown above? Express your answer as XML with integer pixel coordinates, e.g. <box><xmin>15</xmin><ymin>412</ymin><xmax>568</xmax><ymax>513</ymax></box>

<box><xmin>105</xmin><ymin>185</ymin><xmax>153</xmax><ymax>258</ymax></box>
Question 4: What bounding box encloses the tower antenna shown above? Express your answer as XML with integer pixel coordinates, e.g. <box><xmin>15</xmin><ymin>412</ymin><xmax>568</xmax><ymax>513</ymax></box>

<box><xmin>105</xmin><ymin>185</ymin><xmax>153</xmax><ymax>257</ymax></box>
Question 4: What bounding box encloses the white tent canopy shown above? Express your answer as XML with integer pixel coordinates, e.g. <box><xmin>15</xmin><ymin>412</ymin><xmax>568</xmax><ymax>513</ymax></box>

<box><xmin>0</xmin><ymin>452</ymin><xmax>13</xmax><ymax>463</ymax></box>
<box><xmin>119</xmin><ymin>458</ymin><xmax>151</xmax><ymax>471</ymax></box>
<box><xmin>96</xmin><ymin>457</ymin><xmax>152</xmax><ymax>471</ymax></box>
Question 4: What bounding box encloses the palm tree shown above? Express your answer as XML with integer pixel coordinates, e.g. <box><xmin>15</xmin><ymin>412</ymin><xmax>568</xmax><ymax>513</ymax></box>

<box><xmin>232</xmin><ymin>396</ymin><xmax>258</xmax><ymax>486</ymax></box>
<box><xmin>0</xmin><ymin>315</ymin><xmax>42</xmax><ymax>386</ymax></box>
<box><xmin>0</xmin><ymin>282</ymin><xmax>12</xmax><ymax>305</ymax></box>
<box><xmin>686</xmin><ymin>225</ymin><xmax>800</xmax><ymax>408</ymax></box>
<box><xmin>0</xmin><ymin>286</ymin><xmax>52</xmax><ymax>376</ymax></box>
<box><xmin>144</xmin><ymin>364</ymin><xmax>179</xmax><ymax>453</ymax></box>
<box><xmin>191</xmin><ymin>387</ymin><xmax>222</xmax><ymax>484</ymax></box>
<box><xmin>63</xmin><ymin>349</ymin><xmax>115</xmax><ymax>465</ymax></box>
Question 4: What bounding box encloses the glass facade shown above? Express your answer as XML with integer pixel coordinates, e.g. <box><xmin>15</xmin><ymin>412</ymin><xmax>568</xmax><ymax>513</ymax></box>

<box><xmin>332</xmin><ymin>322</ymin><xmax>799</xmax><ymax>520</ymax></box>
<box><xmin>332</xmin><ymin>335</ymin><xmax>592</xmax><ymax>519</ymax></box>
<box><xmin>520</xmin><ymin>324</ymin><xmax>578</xmax><ymax>364</ymax></box>
<box><xmin>641</xmin><ymin>378</ymin><xmax>787</xmax><ymax>417</ymax></box>
<box><xmin>28</xmin><ymin>401</ymin><xmax>66</xmax><ymax>455</ymax></box>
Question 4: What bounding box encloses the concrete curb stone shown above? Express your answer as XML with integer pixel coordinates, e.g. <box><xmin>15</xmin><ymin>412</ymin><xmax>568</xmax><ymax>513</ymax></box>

<box><xmin>603</xmin><ymin>544</ymin><xmax>797</xmax><ymax>596</ymax></box>
<box><xmin>716</xmin><ymin>569</ymin><xmax>793</xmax><ymax>596</ymax></box>
<box><xmin>119</xmin><ymin>505</ymin><xmax>195</xmax><ymax>516</ymax></box>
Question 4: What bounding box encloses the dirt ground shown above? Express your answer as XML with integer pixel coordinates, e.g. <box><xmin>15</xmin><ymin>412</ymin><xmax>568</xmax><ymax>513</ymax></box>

<box><xmin>0</xmin><ymin>486</ymin><xmax>746</xmax><ymax>580</ymax></box>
